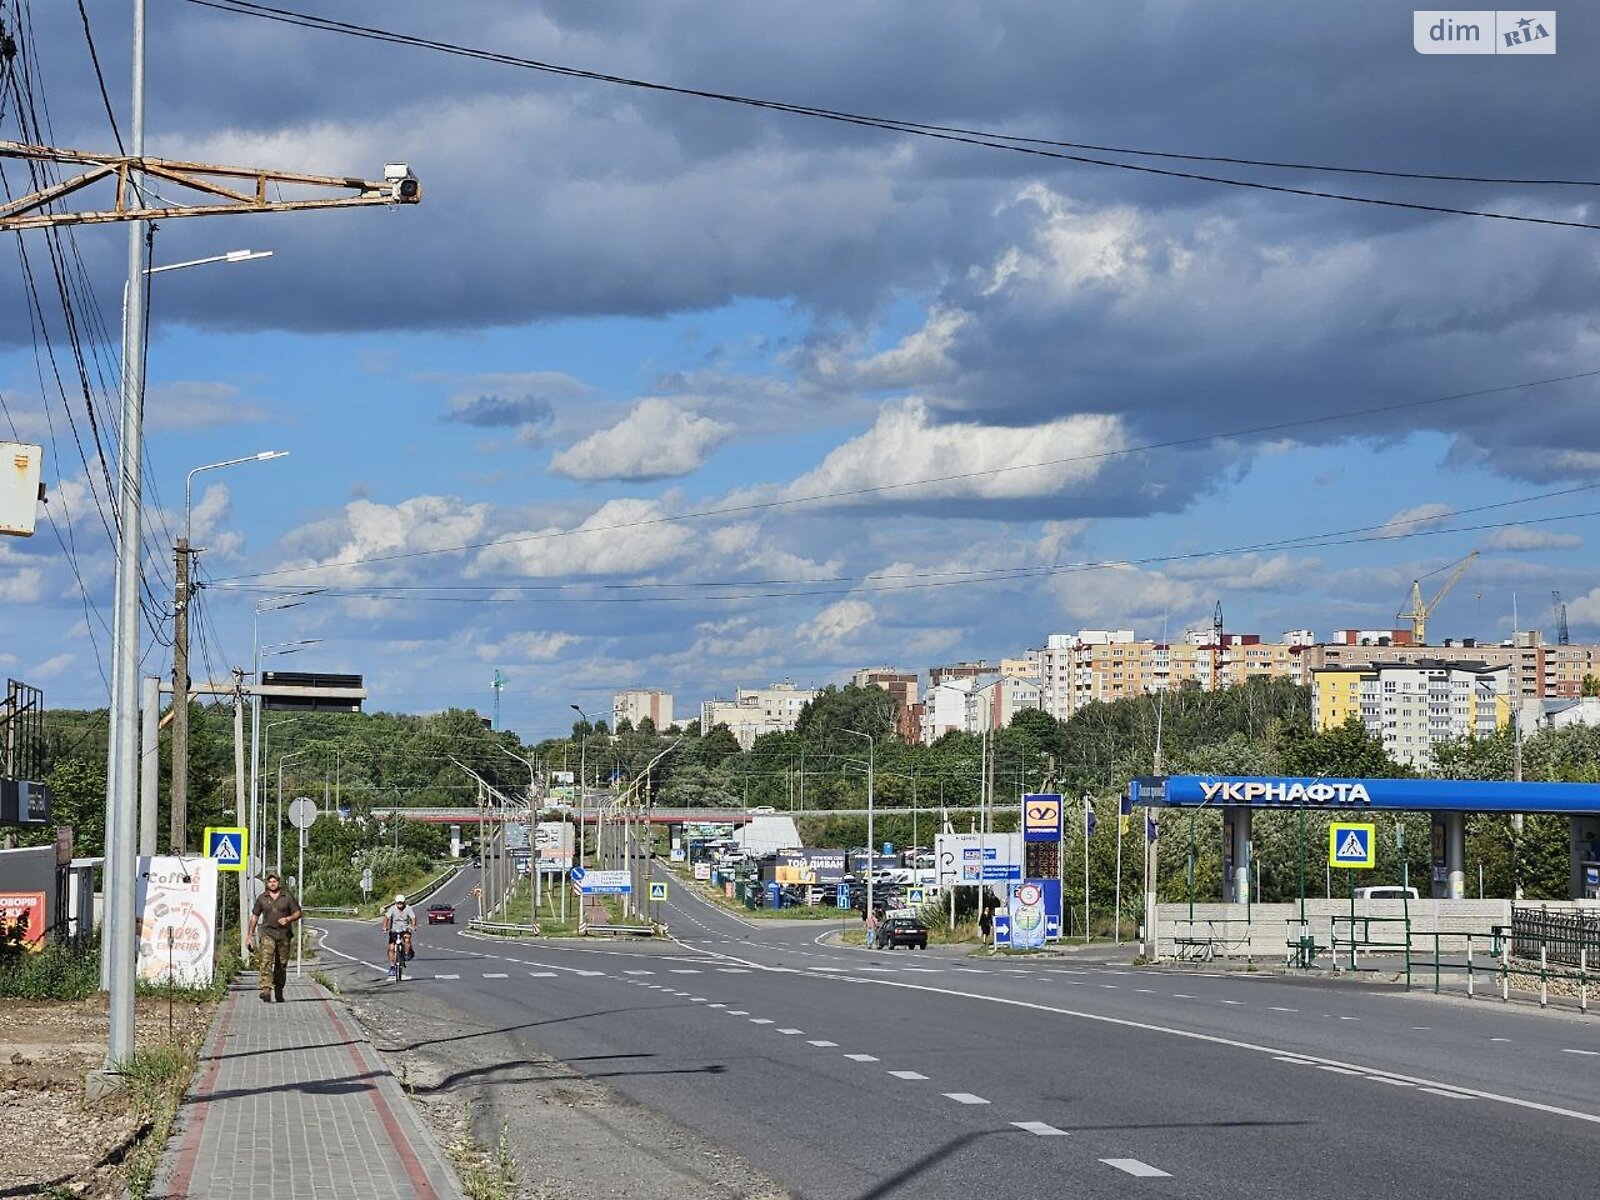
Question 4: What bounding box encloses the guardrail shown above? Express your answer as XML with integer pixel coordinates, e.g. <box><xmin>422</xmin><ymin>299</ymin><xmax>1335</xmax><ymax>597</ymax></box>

<box><xmin>407</xmin><ymin>863</ymin><xmax>464</xmax><ymax>906</ymax></box>
<box><xmin>468</xmin><ymin>919</ymin><xmax>541</xmax><ymax>937</ymax></box>
<box><xmin>302</xmin><ymin>905</ymin><xmax>358</xmax><ymax>916</ymax></box>
<box><xmin>1512</xmin><ymin>905</ymin><xmax>1600</xmax><ymax>967</ymax></box>
<box><xmin>582</xmin><ymin>923</ymin><xmax>659</xmax><ymax>937</ymax></box>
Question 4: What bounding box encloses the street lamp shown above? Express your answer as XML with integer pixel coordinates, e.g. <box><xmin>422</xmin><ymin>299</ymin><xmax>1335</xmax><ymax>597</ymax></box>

<box><xmin>490</xmin><ymin>741</ymin><xmax>540</xmax><ymax>911</ymax></box>
<box><xmin>844</xmin><ymin>729</ymin><xmax>876</xmax><ymax>929</ymax></box>
<box><xmin>185</xmin><ymin>450</ymin><xmax>288</xmax><ymax>544</ymax></box>
<box><xmin>146</xmin><ymin>248</ymin><xmax>273</xmax><ymax>275</ymax></box>
<box><xmin>571</xmin><ymin>704</ymin><xmax>589</xmax><ymax>869</ymax></box>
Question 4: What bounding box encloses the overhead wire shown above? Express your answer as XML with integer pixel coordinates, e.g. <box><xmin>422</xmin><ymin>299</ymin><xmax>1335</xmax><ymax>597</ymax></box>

<box><xmin>179</xmin><ymin>0</ymin><xmax>1600</xmax><ymax>231</ymax></box>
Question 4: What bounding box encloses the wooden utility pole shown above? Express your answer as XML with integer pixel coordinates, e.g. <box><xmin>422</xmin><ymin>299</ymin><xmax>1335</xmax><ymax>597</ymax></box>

<box><xmin>171</xmin><ymin>538</ymin><xmax>191</xmax><ymax>850</ymax></box>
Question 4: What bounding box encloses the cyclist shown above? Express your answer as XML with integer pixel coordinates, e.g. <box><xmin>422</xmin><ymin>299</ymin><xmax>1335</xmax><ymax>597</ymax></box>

<box><xmin>382</xmin><ymin>893</ymin><xmax>417</xmax><ymax>978</ymax></box>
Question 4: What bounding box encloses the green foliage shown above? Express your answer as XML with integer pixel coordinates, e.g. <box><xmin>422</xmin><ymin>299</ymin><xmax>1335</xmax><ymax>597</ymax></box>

<box><xmin>0</xmin><ymin>934</ymin><xmax>101</xmax><ymax>1000</ymax></box>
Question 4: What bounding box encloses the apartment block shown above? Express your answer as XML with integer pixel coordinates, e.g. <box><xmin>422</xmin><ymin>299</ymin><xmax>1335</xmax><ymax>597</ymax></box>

<box><xmin>700</xmin><ymin>681</ymin><xmax>821</xmax><ymax>750</ymax></box>
<box><xmin>1312</xmin><ymin>660</ymin><xmax>1510</xmax><ymax>769</ymax></box>
<box><xmin>851</xmin><ymin>667</ymin><xmax>921</xmax><ymax>743</ymax></box>
<box><xmin>613</xmin><ymin>689</ymin><xmax>673</xmax><ymax>731</ymax></box>
<box><xmin>966</xmin><ymin>675</ymin><xmax>1043</xmax><ymax>733</ymax></box>
<box><xmin>1303</xmin><ymin>630</ymin><xmax>1544</xmax><ymax>700</ymax></box>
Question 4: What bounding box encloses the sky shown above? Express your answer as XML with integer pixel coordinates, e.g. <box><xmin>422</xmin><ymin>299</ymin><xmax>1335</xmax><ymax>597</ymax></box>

<box><xmin>2</xmin><ymin>1</ymin><xmax>1599</xmax><ymax>739</ymax></box>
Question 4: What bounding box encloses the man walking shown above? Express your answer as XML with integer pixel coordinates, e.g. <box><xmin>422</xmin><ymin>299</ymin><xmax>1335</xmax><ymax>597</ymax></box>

<box><xmin>247</xmin><ymin>873</ymin><xmax>301</xmax><ymax>1003</ymax></box>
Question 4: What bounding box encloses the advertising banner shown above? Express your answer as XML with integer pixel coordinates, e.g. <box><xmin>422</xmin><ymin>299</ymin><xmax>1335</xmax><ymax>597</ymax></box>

<box><xmin>934</xmin><ymin>833</ymin><xmax>1022</xmax><ymax>887</ymax></box>
<box><xmin>535</xmin><ymin>821</ymin><xmax>575</xmax><ymax>871</ymax></box>
<box><xmin>1021</xmin><ymin>794</ymin><xmax>1063</xmax><ymax>843</ymax></box>
<box><xmin>577</xmin><ymin>869</ymin><xmax>632</xmax><ymax>895</ymax></box>
<box><xmin>135</xmin><ymin>856</ymin><xmax>218</xmax><ymax>987</ymax></box>
<box><xmin>775</xmin><ymin>849</ymin><xmax>848</xmax><ymax>884</ymax></box>
<box><xmin>0</xmin><ymin>890</ymin><xmax>47</xmax><ymax>948</ymax></box>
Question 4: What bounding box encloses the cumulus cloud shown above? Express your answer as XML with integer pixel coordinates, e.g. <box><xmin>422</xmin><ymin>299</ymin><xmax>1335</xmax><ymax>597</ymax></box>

<box><xmin>439</xmin><ymin>372</ymin><xmax>587</xmax><ymax>429</ymax></box>
<box><xmin>1379</xmin><ymin>503</ymin><xmax>1454</xmax><ymax>539</ymax></box>
<box><xmin>779</xmin><ymin>399</ymin><xmax>1126</xmax><ymax>507</ymax></box>
<box><xmin>799</xmin><ymin>599</ymin><xmax>876</xmax><ymax>647</ymax></box>
<box><xmin>478</xmin><ymin>631</ymin><xmax>582</xmax><ymax>663</ymax></box>
<box><xmin>472</xmin><ymin>497</ymin><xmax>695</xmax><ymax>577</ymax></box>
<box><xmin>280</xmin><ymin>495</ymin><xmax>493</xmax><ymax>585</ymax></box>
<box><xmin>1483</xmin><ymin>525</ymin><xmax>1583</xmax><ymax>552</ymax></box>
<box><xmin>549</xmin><ymin>398</ymin><xmax>732</xmax><ymax>481</ymax></box>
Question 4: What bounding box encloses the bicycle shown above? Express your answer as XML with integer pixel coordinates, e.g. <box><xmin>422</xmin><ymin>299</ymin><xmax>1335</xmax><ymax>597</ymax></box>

<box><xmin>388</xmin><ymin>931</ymin><xmax>412</xmax><ymax>982</ymax></box>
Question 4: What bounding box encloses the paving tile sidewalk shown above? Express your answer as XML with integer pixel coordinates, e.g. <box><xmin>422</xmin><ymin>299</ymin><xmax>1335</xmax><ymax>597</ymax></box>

<box><xmin>149</xmin><ymin>976</ymin><xmax>466</xmax><ymax>1199</ymax></box>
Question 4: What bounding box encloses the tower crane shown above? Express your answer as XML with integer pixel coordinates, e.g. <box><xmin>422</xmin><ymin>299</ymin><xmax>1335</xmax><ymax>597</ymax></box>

<box><xmin>1397</xmin><ymin>550</ymin><xmax>1478</xmax><ymax>645</ymax></box>
<box><xmin>1553</xmin><ymin>591</ymin><xmax>1571</xmax><ymax>646</ymax></box>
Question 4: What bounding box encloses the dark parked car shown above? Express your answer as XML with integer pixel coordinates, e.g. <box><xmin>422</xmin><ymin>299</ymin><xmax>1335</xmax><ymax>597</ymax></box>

<box><xmin>427</xmin><ymin>902</ymin><xmax>456</xmax><ymax>925</ymax></box>
<box><xmin>877</xmin><ymin>916</ymin><xmax>928</xmax><ymax>950</ymax></box>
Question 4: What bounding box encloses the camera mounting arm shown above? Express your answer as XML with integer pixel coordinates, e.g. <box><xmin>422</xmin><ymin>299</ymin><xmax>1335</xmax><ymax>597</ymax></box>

<box><xmin>0</xmin><ymin>140</ymin><xmax>420</xmax><ymax>232</ymax></box>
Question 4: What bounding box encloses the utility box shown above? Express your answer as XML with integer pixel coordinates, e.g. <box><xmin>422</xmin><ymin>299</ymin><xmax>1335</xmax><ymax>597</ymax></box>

<box><xmin>0</xmin><ymin>442</ymin><xmax>43</xmax><ymax>537</ymax></box>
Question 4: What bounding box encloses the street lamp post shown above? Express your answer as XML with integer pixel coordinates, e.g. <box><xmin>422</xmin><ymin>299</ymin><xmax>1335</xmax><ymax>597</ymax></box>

<box><xmin>571</xmin><ymin>704</ymin><xmax>589</xmax><ymax>869</ymax></box>
<box><xmin>844</xmin><ymin>730</ymin><xmax>875</xmax><ymax>928</ymax></box>
<box><xmin>170</xmin><ymin>450</ymin><xmax>288</xmax><ymax>852</ymax></box>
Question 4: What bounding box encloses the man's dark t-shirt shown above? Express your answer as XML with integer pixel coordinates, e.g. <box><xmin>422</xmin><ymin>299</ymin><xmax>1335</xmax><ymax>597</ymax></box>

<box><xmin>252</xmin><ymin>889</ymin><xmax>300</xmax><ymax>941</ymax></box>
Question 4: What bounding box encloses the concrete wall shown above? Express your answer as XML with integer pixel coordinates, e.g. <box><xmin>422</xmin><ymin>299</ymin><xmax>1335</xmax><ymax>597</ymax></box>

<box><xmin>1155</xmin><ymin>899</ymin><xmax>1512</xmax><ymax>961</ymax></box>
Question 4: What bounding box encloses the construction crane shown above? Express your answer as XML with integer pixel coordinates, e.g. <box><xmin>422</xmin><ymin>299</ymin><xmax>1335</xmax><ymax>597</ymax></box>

<box><xmin>1397</xmin><ymin>550</ymin><xmax>1478</xmax><ymax>645</ymax></box>
<box><xmin>1210</xmin><ymin>601</ymin><xmax>1224</xmax><ymax>691</ymax></box>
<box><xmin>0</xmin><ymin>140</ymin><xmax>420</xmax><ymax>231</ymax></box>
<box><xmin>1553</xmin><ymin>591</ymin><xmax>1571</xmax><ymax>646</ymax></box>
<box><xmin>490</xmin><ymin>669</ymin><xmax>507</xmax><ymax>729</ymax></box>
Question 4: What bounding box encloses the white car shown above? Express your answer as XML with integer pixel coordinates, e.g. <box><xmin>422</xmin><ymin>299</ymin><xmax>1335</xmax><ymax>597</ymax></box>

<box><xmin>750</xmin><ymin>805</ymin><xmax>776</xmax><ymax>814</ymax></box>
<box><xmin>1353</xmin><ymin>886</ymin><xmax>1419</xmax><ymax>900</ymax></box>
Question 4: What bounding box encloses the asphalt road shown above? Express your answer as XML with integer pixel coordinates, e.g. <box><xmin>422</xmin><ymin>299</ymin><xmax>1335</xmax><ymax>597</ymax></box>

<box><xmin>316</xmin><ymin>867</ymin><xmax>1600</xmax><ymax>1199</ymax></box>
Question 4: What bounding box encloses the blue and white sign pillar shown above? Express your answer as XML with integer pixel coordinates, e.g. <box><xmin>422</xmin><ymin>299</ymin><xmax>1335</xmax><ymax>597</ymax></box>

<box><xmin>1224</xmin><ymin>808</ymin><xmax>1251</xmax><ymax>904</ymax></box>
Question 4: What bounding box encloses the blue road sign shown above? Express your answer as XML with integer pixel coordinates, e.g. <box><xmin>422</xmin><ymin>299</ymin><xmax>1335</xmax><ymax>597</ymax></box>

<box><xmin>1329</xmin><ymin>823</ymin><xmax>1376</xmax><ymax>869</ymax></box>
<box><xmin>204</xmin><ymin>826</ymin><xmax>247</xmax><ymax>872</ymax></box>
<box><xmin>1022</xmin><ymin>794</ymin><xmax>1062</xmax><ymax>843</ymax></box>
<box><xmin>649</xmin><ymin>881</ymin><xmax>668</xmax><ymax>901</ymax></box>
<box><xmin>570</xmin><ymin>865</ymin><xmax>586</xmax><ymax>882</ymax></box>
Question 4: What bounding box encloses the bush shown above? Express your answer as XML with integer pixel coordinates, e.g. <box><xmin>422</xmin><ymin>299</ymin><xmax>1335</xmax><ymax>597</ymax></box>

<box><xmin>0</xmin><ymin>933</ymin><xmax>101</xmax><ymax>1000</ymax></box>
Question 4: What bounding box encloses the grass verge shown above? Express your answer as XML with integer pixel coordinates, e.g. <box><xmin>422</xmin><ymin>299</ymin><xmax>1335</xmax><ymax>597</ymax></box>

<box><xmin>122</xmin><ymin>1043</ymin><xmax>200</xmax><ymax>1200</ymax></box>
<box><xmin>447</xmin><ymin>1102</ymin><xmax>519</xmax><ymax>1200</ymax></box>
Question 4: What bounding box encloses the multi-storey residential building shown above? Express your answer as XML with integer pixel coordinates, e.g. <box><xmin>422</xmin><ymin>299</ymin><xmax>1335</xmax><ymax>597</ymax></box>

<box><xmin>1303</xmin><ymin>630</ymin><xmax>1544</xmax><ymax>700</ymax></box>
<box><xmin>851</xmin><ymin>668</ymin><xmax>920</xmax><ymax>742</ymax></box>
<box><xmin>966</xmin><ymin>675</ymin><xmax>1042</xmax><ymax>733</ymax></box>
<box><xmin>1312</xmin><ymin>660</ymin><xmax>1511</xmax><ymax>768</ymax></box>
<box><xmin>613</xmin><ymin>689</ymin><xmax>673</xmax><ymax>731</ymax></box>
<box><xmin>928</xmin><ymin>661</ymin><xmax>993</xmax><ymax>689</ymax></box>
<box><xmin>700</xmin><ymin>681</ymin><xmax>821</xmax><ymax>750</ymax></box>
<box><xmin>1031</xmin><ymin>629</ymin><xmax>1307</xmax><ymax>720</ymax></box>
<box><xmin>1542</xmin><ymin>643</ymin><xmax>1600</xmax><ymax>698</ymax></box>
<box><xmin>920</xmin><ymin>678</ymin><xmax>977</xmax><ymax>744</ymax></box>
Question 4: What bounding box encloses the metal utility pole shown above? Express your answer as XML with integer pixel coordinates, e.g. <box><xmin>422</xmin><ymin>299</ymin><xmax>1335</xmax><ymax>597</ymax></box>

<box><xmin>101</xmin><ymin>0</ymin><xmax>149</xmax><ymax>1077</ymax></box>
<box><xmin>571</xmin><ymin>704</ymin><xmax>589</xmax><ymax>868</ymax></box>
<box><xmin>845</xmin><ymin>730</ymin><xmax>875</xmax><ymax>924</ymax></box>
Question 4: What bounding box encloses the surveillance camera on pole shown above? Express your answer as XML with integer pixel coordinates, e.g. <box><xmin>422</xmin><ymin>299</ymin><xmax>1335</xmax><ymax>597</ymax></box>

<box><xmin>383</xmin><ymin>163</ymin><xmax>420</xmax><ymax>202</ymax></box>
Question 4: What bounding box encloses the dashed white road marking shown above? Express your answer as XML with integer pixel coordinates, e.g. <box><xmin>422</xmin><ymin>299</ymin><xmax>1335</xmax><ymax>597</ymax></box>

<box><xmin>434</xmin><ymin>973</ymin><xmax>460</xmax><ymax>980</ymax></box>
<box><xmin>1490</xmin><ymin>1037</ymin><xmax>1511</xmax><ymax>1043</ymax></box>
<box><xmin>670</xmin><ymin>969</ymin><xmax>702</xmax><ymax>974</ymax></box>
<box><xmin>1173</xmin><ymin>994</ymin><xmax>1195</xmax><ymax>999</ymax></box>
<box><xmin>707</xmin><ymin>1003</ymin><xmax>727</xmax><ymax>1009</ymax></box>
<box><xmin>1012</xmin><ymin>1121</ymin><xmax>1068</xmax><ymax>1136</ymax></box>
<box><xmin>1135</xmin><ymin>988</ymin><xmax>1156</xmax><ymax>994</ymax></box>
<box><xmin>749</xmin><ymin>1018</ymin><xmax>775</xmax><ymax>1025</ymax></box>
<box><xmin>482</xmin><ymin>973</ymin><xmax>509</xmax><ymax>979</ymax></box>
<box><xmin>1316</xmin><ymin>1065</ymin><xmax>1362</xmax><ymax>1075</ymax></box>
<box><xmin>1102</xmin><ymin>1159</ymin><xmax>1170</xmax><ymax>1178</ymax></box>
<box><xmin>1339</xmin><ymin>1016</ymin><xmax>1360</xmax><ymax>1022</ymax></box>
<box><xmin>1421</xmin><ymin>1087</ymin><xmax>1474</xmax><ymax>1100</ymax></box>
<box><xmin>1562</xmin><ymin>1049</ymin><xmax>1599</xmax><ymax>1057</ymax></box>
<box><xmin>1218</xmin><ymin>999</ymin><xmax>1242</xmax><ymax>1005</ymax></box>
<box><xmin>727</xmin><ymin>1010</ymin><xmax>750</xmax><ymax>1016</ymax></box>
<box><xmin>527</xmin><ymin>971</ymin><xmax>557</xmax><ymax>978</ymax></box>
<box><xmin>943</xmin><ymin>1093</ymin><xmax>989</xmax><ymax>1105</ymax></box>
<box><xmin>1273</xmin><ymin>1056</ymin><xmax>1313</xmax><ymax>1064</ymax></box>
<box><xmin>844</xmin><ymin>1054</ymin><xmax>880</xmax><ymax>1062</ymax></box>
<box><xmin>1368</xmin><ymin>1077</ymin><xmax>1414</xmax><ymax>1087</ymax></box>
<box><xmin>808</xmin><ymin>1040</ymin><xmax>838</xmax><ymax>1047</ymax></box>
<box><xmin>717</xmin><ymin>968</ymin><xmax>752</xmax><ymax>974</ymax></box>
<box><xmin>888</xmin><ymin>1070</ymin><xmax>929</xmax><ymax>1080</ymax></box>
<box><xmin>1270</xmin><ymin>1007</ymin><xmax>1298</xmax><ymax>1013</ymax></box>
<box><xmin>624</xmin><ymin>969</ymin><xmax>654</xmax><ymax>976</ymax></box>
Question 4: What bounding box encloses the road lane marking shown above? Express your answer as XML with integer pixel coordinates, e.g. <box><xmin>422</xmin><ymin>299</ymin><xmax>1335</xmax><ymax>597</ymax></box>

<box><xmin>1368</xmin><ymin>1077</ymin><xmax>1414</xmax><ymax>1087</ymax></box>
<box><xmin>808</xmin><ymin>1040</ymin><xmax>838</xmax><ymax>1047</ymax></box>
<box><xmin>1218</xmin><ymin>1000</ymin><xmax>1243</xmax><ymax>1006</ymax></box>
<box><xmin>727</xmin><ymin>1010</ymin><xmax>749</xmax><ymax>1016</ymax></box>
<box><xmin>670</xmin><ymin>969</ymin><xmax>702</xmax><ymax>974</ymax></box>
<box><xmin>1490</xmin><ymin>1037</ymin><xmax>1511</xmax><ymax>1043</ymax></box>
<box><xmin>716</xmin><ymin>968</ymin><xmax>751</xmax><ymax>974</ymax></box>
<box><xmin>1421</xmin><ymin>1087</ymin><xmax>1474</xmax><ymax>1100</ymax></box>
<box><xmin>943</xmin><ymin>1093</ymin><xmax>989</xmax><ymax>1105</ymax></box>
<box><xmin>888</xmin><ymin>1071</ymin><xmax>928</xmax><ymax>1080</ymax></box>
<box><xmin>903</xmin><ymin>968</ymin><xmax>944</xmax><ymax>973</ymax></box>
<box><xmin>1562</xmin><ymin>1049</ymin><xmax>1599</xmax><ymax>1057</ymax></box>
<box><xmin>1012</xmin><ymin>1121</ymin><xmax>1068</xmax><ymax>1136</ymax></box>
<box><xmin>1316</xmin><ymin>1065</ymin><xmax>1362</xmax><ymax>1075</ymax></box>
<box><xmin>434</xmin><ymin>974</ymin><xmax>459</xmax><ymax>980</ymax></box>
<box><xmin>1273</xmin><ymin>1056</ymin><xmax>1313</xmax><ymax>1064</ymax></box>
<box><xmin>1172</xmin><ymin>994</ymin><xmax>1195</xmax><ymax>999</ymax></box>
<box><xmin>844</xmin><ymin>1054</ymin><xmax>879</xmax><ymax>1062</ymax></box>
<box><xmin>691</xmin><ymin>998</ymin><xmax>708</xmax><ymax>1003</ymax></box>
<box><xmin>749</xmin><ymin>1018</ymin><xmax>774</xmax><ymax>1025</ymax></box>
<box><xmin>824</xmin><ymin>973</ymin><xmax>1600</xmax><ymax>1127</ymax></box>
<box><xmin>624</xmin><ymin>970</ymin><xmax>654</xmax><ymax>975</ymax></box>
<box><xmin>483</xmin><ymin>973</ymin><xmax>508</xmax><ymax>979</ymax></box>
<box><xmin>1101</xmin><ymin>985</ymin><xmax>1119</xmax><ymax>990</ymax></box>
<box><xmin>527</xmin><ymin>972</ymin><xmax>557</xmax><ymax>978</ymax></box>
<box><xmin>777</xmin><ymin>1028</ymin><xmax>804</xmax><ymax>1035</ymax></box>
<box><xmin>1135</xmin><ymin>988</ymin><xmax>1155</xmax><ymax>994</ymax></box>
<box><xmin>707</xmin><ymin>1003</ymin><xmax>726</xmax><ymax>1009</ymax></box>
<box><xmin>1102</xmin><ymin>1159</ymin><xmax>1170</xmax><ymax>1178</ymax></box>
<box><xmin>1270</xmin><ymin>1007</ymin><xmax>1298</xmax><ymax>1013</ymax></box>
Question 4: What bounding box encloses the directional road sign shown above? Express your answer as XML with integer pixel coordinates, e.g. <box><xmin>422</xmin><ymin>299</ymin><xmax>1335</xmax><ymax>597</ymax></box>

<box><xmin>1329</xmin><ymin>822</ymin><xmax>1376</xmax><ymax>869</ymax></box>
<box><xmin>288</xmin><ymin>797</ymin><xmax>319</xmax><ymax>830</ymax></box>
<box><xmin>649</xmin><ymin>881</ymin><xmax>668</xmax><ymax>901</ymax></box>
<box><xmin>204</xmin><ymin>826</ymin><xmax>247</xmax><ymax>872</ymax></box>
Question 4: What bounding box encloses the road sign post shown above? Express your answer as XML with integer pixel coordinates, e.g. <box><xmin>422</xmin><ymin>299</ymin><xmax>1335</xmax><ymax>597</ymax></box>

<box><xmin>288</xmin><ymin>798</ymin><xmax>317</xmax><ymax>977</ymax></box>
<box><xmin>204</xmin><ymin>825</ymin><xmax>247</xmax><ymax>872</ymax></box>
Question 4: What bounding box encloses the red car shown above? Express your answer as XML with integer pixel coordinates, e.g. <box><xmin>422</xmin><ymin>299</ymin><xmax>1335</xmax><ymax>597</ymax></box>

<box><xmin>426</xmin><ymin>902</ymin><xmax>456</xmax><ymax>924</ymax></box>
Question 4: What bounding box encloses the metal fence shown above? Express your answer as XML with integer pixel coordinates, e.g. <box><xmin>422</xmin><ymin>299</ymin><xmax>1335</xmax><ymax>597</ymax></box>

<box><xmin>1511</xmin><ymin>905</ymin><xmax>1600</xmax><ymax>967</ymax></box>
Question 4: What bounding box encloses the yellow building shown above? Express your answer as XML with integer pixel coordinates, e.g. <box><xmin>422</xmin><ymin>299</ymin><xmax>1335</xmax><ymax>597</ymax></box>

<box><xmin>1312</xmin><ymin>668</ymin><xmax>1370</xmax><ymax>731</ymax></box>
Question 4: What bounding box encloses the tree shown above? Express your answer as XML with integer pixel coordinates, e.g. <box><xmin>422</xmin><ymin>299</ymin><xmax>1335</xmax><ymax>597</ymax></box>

<box><xmin>1583</xmin><ymin>675</ymin><xmax>1600</xmax><ymax>698</ymax></box>
<box><xmin>637</xmin><ymin>715</ymin><xmax>657</xmax><ymax>736</ymax></box>
<box><xmin>795</xmin><ymin>685</ymin><xmax>897</xmax><ymax>746</ymax></box>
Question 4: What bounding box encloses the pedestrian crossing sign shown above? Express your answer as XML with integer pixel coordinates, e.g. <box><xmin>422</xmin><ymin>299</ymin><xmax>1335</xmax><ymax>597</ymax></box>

<box><xmin>204</xmin><ymin>825</ymin><xmax>248</xmax><ymax>872</ymax></box>
<box><xmin>650</xmin><ymin>881</ymin><xmax>668</xmax><ymax>901</ymax></box>
<box><xmin>1328</xmin><ymin>823</ymin><xmax>1376</xmax><ymax>869</ymax></box>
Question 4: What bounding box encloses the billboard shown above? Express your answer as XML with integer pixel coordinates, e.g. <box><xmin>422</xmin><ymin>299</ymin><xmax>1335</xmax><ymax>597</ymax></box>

<box><xmin>535</xmin><ymin>821</ymin><xmax>574</xmax><ymax>871</ymax></box>
<box><xmin>934</xmin><ymin>833</ymin><xmax>1023</xmax><ymax>887</ymax></box>
<box><xmin>135</xmin><ymin>856</ymin><xmax>218</xmax><ymax>987</ymax></box>
<box><xmin>1021</xmin><ymin>794</ymin><xmax>1062</xmax><ymax>843</ymax></box>
<box><xmin>0</xmin><ymin>890</ymin><xmax>47</xmax><ymax>949</ymax></box>
<box><xmin>775</xmin><ymin>849</ymin><xmax>848</xmax><ymax>884</ymax></box>
<box><xmin>1137</xmin><ymin>775</ymin><xmax>1600</xmax><ymax>815</ymax></box>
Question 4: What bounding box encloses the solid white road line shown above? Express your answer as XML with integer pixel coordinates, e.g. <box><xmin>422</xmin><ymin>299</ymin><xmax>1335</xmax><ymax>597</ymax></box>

<box><xmin>943</xmin><ymin>1093</ymin><xmax>990</xmax><ymax>1105</ymax></box>
<box><xmin>888</xmin><ymin>1070</ymin><xmax>929</xmax><ymax>1080</ymax></box>
<box><xmin>1101</xmin><ymin>1159</ymin><xmax>1170</xmax><ymax>1178</ymax></box>
<box><xmin>1368</xmin><ymin>1077</ymin><xmax>1414</xmax><ymax>1087</ymax></box>
<box><xmin>1316</xmin><ymin>1065</ymin><xmax>1361</xmax><ymax>1075</ymax></box>
<box><xmin>1421</xmin><ymin>1087</ymin><xmax>1474</xmax><ymax>1100</ymax></box>
<box><xmin>1012</xmin><ymin>1121</ymin><xmax>1068</xmax><ymax>1136</ymax></box>
<box><xmin>844</xmin><ymin>1054</ymin><xmax>879</xmax><ymax>1062</ymax></box>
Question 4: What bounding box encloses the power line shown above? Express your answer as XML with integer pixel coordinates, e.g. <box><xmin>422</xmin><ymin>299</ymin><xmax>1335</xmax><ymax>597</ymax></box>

<box><xmin>180</xmin><ymin>1</ymin><xmax>1600</xmax><ymax>231</ymax></box>
<box><xmin>208</xmin><ymin>367</ymin><xmax>1599</xmax><ymax>584</ymax></box>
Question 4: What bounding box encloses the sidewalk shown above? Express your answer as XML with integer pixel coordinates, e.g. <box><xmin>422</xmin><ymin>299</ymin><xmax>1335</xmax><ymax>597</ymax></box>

<box><xmin>149</xmin><ymin>975</ymin><xmax>466</xmax><ymax>1199</ymax></box>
